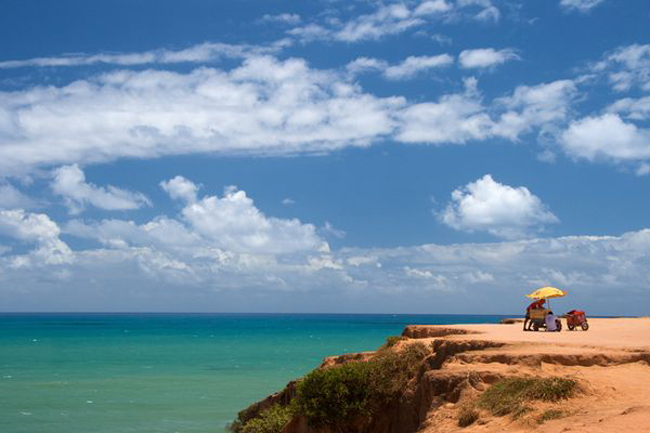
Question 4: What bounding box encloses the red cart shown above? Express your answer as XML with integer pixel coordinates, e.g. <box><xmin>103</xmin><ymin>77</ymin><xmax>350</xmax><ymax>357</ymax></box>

<box><xmin>565</xmin><ymin>310</ymin><xmax>589</xmax><ymax>331</ymax></box>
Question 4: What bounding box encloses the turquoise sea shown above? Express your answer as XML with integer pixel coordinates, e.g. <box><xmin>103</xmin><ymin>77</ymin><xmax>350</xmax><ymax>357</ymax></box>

<box><xmin>0</xmin><ymin>313</ymin><xmax>505</xmax><ymax>433</ymax></box>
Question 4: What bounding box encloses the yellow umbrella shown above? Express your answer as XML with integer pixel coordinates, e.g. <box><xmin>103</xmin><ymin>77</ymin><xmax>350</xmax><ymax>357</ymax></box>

<box><xmin>526</xmin><ymin>286</ymin><xmax>567</xmax><ymax>309</ymax></box>
<box><xmin>526</xmin><ymin>286</ymin><xmax>567</xmax><ymax>299</ymax></box>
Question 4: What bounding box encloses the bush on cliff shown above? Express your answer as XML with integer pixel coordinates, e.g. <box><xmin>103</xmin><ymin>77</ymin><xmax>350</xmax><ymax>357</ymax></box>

<box><xmin>293</xmin><ymin>342</ymin><xmax>429</xmax><ymax>428</ymax></box>
<box><xmin>378</xmin><ymin>335</ymin><xmax>405</xmax><ymax>350</ymax></box>
<box><xmin>239</xmin><ymin>404</ymin><xmax>292</xmax><ymax>433</ymax></box>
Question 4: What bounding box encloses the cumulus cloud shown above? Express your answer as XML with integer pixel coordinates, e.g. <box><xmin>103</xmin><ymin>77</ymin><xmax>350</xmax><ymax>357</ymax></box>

<box><xmin>440</xmin><ymin>174</ymin><xmax>559</xmax><ymax>239</ymax></box>
<box><xmin>458</xmin><ymin>48</ymin><xmax>519</xmax><ymax>69</ymax></box>
<box><xmin>98</xmin><ymin>176</ymin><xmax>326</xmax><ymax>255</ymax></box>
<box><xmin>0</xmin><ymin>56</ymin><xmax>404</xmax><ymax>174</ymax></box>
<box><xmin>160</xmin><ymin>175</ymin><xmax>199</xmax><ymax>203</ymax></box>
<box><xmin>347</xmin><ymin>54</ymin><xmax>453</xmax><ymax>80</ymax></box>
<box><xmin>176</xmin><ymin>181</ymin><xmax>326</xmax><ymax>255</ymax></box>
<box><xmin>0</xmin><ymin>209</ymin><xmax>73</xmax><ymax>266</ymax></box>
<box><xmin>0</xmin><ymin>52</ymin><xmax>588</xmax><ymax>177</ymax></box>
<box><xmin>559</xmin><ymin>0</ymin><xmax>605</xmax><ymax>13</ymax></box>
<box><xmin>560</xmin><ymin>114</ymin><xmax>650</xmax><ymax>163</ymax></box>
<box><xmin>395</xmin><ymin>78</ymin><xmax>493</xmax><ymax>144</ymax></box>
<box><xmin>4</xmin><ymin>217</ymin><xmax>650</xmax><ymax>314</ymax></box>
<box><xmin>52</xmin><ymin>164</ymin><xmax>151</xmax><ymax>214</ymax></box>
<box><xmin>492</xmin><ymin>79</ymin><xmax>577</xmax><ymax>140</ymax></box>
<box><xmin>0</xmin><ymin>41</ymin><xmax>288</xmax><ymax>69</ymax></box>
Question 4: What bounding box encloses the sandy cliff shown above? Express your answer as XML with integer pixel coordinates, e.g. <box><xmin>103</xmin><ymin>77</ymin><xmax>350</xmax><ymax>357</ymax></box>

<box><xmin>233</xmin><ymin>318</ymin><xmax>650</xmax><ymax>433</ymax></box>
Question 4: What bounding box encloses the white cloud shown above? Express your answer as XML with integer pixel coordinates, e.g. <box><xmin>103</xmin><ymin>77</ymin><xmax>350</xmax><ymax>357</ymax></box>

<box><xmin>139</xmin><ymin>177</ymin><xmax>328</xmax><ymax>255</ymax></box>
<box><xmin>560</xmin><ymin>0</ymin><xmax>605</xmax><ymax>13</ymax></box>
<box><xmin>458</xmin><ymin>48</ymin><xmax>519</xmax><ymax>69</ymax></box>
<box><xmin>395</xmin><ymin>78</ymin><xmax>494</xmax><ymax>144</ymax></box>
<box><xmin>608</xmin><ymin>96</ymin><xmax>650</xmax><ymax>120</ymax></box>
<box><xmin>320</xmin><ymin>221</ymin><xmax>346</xmax><ymax>239</ymax></box>
<box><xmin>0</xmin><ymin>183</ymin><xmax>36</xmax><ymax>210</ymax></box>
<box><xmin>0</xmin><ymin>56</ymin><xmax>404</xmax><ymax>174</ymax></box>
<box><xmin>560</xmin><ymin>113</ymin><xmax>650</xmax><ymax>162</ymax></box>
<box><xmin>347</xmin><ymin>54</ymin><xmax>453</xmax><ymax>80</ymax></box>
<box><xmin>281</xmin><ymin>198</ymin><xmax>295</xmax><ymax>205</ymax></box>
<box><xmin>259</xmin><ymin>13</ymin><xmax>301</xmax><ymax>25</ymax></box>
<box><xmin>160</xmin><ymin>175</ymin><xmax>199</xmax><ymax>203</ymax></box>
<box><xmin>440</xmin><ymin>174</ymin><xmax>559</xmax><ymax>239</ymax></box>
<box><xmin>289</xmin><ymin>0</ymin><xmax>499</xmax><ymax>43</ymax></box>
<box><xmin>52</xmin><ymin>164</ymin><xmax>151</xmax><ymax>214</ymax></box>
<box><xmin>331</xmin><ymin>3</ymin><xmax>424</xmax><ymax>42</ymax></box>
<box><xmin>492</xmin><ymin>79</ymin><xmax>577</xmax><ymax>140</ymax></box>
<box><xmin>0</xmin><ymin>41</ymin><xmax>288</xmax><ymax>69</ymax></box>
<box><xmin>178</xmin><ymin>183</ymin><xmax>325</xmax><ymax>254</ymax></box>
<box><xmin>414</xmin><ymin>0</ymin><xmax>453</xmax><ymax>16</ymax></box>
<box><xmin>457</xmin><ymin>0</ymin><xmax>500</xmax><ymax>21</ymax></box>
<box><xmin>0</xmin><ymin>209</ymin><xmax>73</xmax><ymax>266</ymax></box>
<box><xmin>2</xmin><ymin>204</ymin><xmax>650</xmax><ymax>314</ymax></box>
<box><xmin>384</xmin><ymin>54</ymin><xmax>454</xmax><ymax>79</ymax></box>
<box><xmin>593</xmin><ymin>44</ymin><xmax>650</xmax><ymax>92</ymax></box>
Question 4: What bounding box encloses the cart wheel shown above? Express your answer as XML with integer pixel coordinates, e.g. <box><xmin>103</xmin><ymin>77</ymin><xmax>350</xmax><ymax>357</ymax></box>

<box><xmin>568</xmin><ymin>324</ymin><xmax>575</xmax><ymax>331</ymax></box>
<box><xmin>532</xmin><ymin>323</ymin><xmax>539</xmax><ymax>332</ymax></box>
<box><xmin>556</xmin><ymin>320</ymin><xmax>562</xmax><ymax>332</ymax></box>
<box><xmin>581</xmin><ymin>322</ymin><xmax>589</xmax><ymax>331</ymax></box>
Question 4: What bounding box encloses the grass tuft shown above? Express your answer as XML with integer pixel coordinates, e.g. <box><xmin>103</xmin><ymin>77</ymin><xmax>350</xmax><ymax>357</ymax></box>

<box><xmin>478</xmin><ymin>377</ymin><xmax>576</xmax><ymax>418</ymax></box>
<box><xmin>457</xmin><ymin>406</ymin><xmax>480</xmax><ymax>427</ymax></box>
<box><xmin>537</xmin><ymin>409</ymin><xmax>564</xmax><ymax>424</ymax></box>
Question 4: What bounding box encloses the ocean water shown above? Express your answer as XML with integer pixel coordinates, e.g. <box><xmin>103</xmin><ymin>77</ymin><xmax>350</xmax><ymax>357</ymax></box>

<box><xmin>0</xmin><ymin>313</ymin><xmax>505</xmax><ymax>433</ymax></box>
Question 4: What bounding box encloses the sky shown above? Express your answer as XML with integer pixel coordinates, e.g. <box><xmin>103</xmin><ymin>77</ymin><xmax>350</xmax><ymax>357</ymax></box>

<box><xmin>0</xmin><ymin>0</ymin><xmax>649</xmax><ymax>315</ymax></box>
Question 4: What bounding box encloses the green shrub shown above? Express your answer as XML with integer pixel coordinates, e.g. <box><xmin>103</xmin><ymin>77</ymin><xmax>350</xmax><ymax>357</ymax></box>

<box><xmin>457</xmin><ymin>407</ymin><xmax>479</xmax><ymax>427</ymax></box>
<box><xmin>293</xmin><ymin>342</ymin><xmax>429</xmax><ymax>428</ymax></box>
<box><xmin>240</xmin><ymin>404</ymin><xmax>292</xmax><ymax>433</ymax></box>
<box><xmin>370</xmin><ymin>342</ymin><xmax>429</xmax><ymax>398</ymax></box>
<box><xmin>379</xmin><ymin>335</ymin><xmax>405</xmax><ymax>350</ymax></box>
<box><xmin>293</xmin><ymin>361</ymin><xmax>375</xmax><ymax>427</ymax></box>
<box><xmin>478</xmin><ymin>377</ymin><xmax>576</xmax><ymax>418</ymax></box>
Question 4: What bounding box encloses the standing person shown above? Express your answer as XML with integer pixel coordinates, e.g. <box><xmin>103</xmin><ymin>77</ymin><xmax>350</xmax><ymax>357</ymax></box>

<box><xmin>523</xmin><ymin>299</ymin><xmax>546</xmax><ymax>331</ymax></box>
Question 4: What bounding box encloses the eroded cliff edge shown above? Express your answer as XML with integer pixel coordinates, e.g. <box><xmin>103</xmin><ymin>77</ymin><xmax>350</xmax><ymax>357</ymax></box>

<box><xmin>231</xmin><ymin>319</ymin><xmax>650</xmax><ymax>433</ymax></box>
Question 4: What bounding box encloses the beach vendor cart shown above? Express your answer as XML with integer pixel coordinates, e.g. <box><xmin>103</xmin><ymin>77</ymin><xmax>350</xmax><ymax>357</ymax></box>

<box><xmin>565</xmin><ymin>309</ymin><xmax>589</xmax><ymax>331</ymax></box>
<box><xmin>524</xmin><ymin>286</ymin><xmax>566</xmax><ymax>332</ymax></box>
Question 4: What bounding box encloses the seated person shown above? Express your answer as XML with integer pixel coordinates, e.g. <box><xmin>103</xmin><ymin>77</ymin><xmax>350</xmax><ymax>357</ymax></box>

<box><xmin>523</xmin><ymin>299</ymin><xmax>546</xmax><ymax>331</ymax></box>
<box><xmin>545</xmin><ymin>311</ymin><xmax>558</xmax><ymax>332</ymax></box>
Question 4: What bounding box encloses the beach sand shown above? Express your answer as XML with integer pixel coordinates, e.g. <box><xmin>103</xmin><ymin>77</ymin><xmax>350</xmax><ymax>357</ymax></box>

<box><xmin>401</xmin><ymin>318</ymin><xmax>650</xmax><ymax>432</ymax></box>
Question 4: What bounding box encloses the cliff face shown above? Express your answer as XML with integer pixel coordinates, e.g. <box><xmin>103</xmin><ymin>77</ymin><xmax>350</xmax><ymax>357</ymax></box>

<box><xmin>233</xmin><ymin>320</ymin><xmax>650</xmax><ymax>433</ymax></box>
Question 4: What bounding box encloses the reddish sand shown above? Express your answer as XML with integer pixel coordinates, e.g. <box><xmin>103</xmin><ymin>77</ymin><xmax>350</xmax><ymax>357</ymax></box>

<box><xmin>402</xmin><ymin>318</ymin><xmax>650</xmax><ymax>432</ymax></box>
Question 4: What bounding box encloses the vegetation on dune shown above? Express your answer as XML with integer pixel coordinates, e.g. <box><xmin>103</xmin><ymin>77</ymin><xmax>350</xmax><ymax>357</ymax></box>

<box><xmin>292</xmin><ymin>342</ymin><xmax>429</xmax><ymax>428</ymax></box>
<box><xmin>478</xmin><ymin>377</ymin><xmax>577</xmax><ymax>418</ymax></box>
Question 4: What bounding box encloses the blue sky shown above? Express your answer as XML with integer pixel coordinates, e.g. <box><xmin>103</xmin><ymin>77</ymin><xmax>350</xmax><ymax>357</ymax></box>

<box><xmin>0</xmin><ymin>0</ymin><xmax>649</xmax><ymax>314</ymax></box>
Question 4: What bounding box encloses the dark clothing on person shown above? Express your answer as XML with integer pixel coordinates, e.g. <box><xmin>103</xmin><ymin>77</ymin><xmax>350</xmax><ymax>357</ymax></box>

<box><xmin>524</xmin><ymin>299</ymin><xmax>546</xmax><ymax>331</ymax></box>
